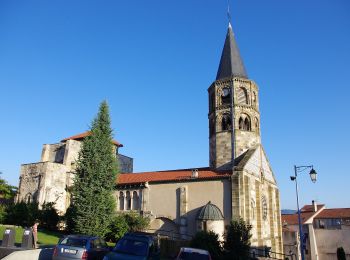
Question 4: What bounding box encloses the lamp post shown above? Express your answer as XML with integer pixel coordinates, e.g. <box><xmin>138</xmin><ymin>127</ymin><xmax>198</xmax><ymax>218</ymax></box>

<box><xmin>290</xmin><ymin>165</ymin><xmax>317</xmax><ymax>260</ymax></box>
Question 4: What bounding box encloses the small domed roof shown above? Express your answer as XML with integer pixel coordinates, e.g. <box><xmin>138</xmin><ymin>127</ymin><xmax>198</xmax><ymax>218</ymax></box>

<box><xmin>197</xmin><ymin>201</ymin><xmax>224</xmax><ymax>220</ymax></box>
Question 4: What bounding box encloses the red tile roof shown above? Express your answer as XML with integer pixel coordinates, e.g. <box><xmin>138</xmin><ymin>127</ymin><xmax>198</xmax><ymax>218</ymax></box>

<box><xmin>315</xmin><ymin>208</ymin><xmax>350</xmax><ymax>219</ymax></box>
<box><xmin>282</xmin><ymin>206</ymin><xmax>325</xmax><ymax>225</ymax></box>
<box><xmin>117</xmin><ymin>167</ymin><xmax>231</xmax><ymax>185</ymax></box>
<box><xmin>301</xmin><ymin>204</ymin><xmax>324</xmax><ymax>212</ymax></box>
<box><xmin>61</xmin><ymin>131</ymin><xmax>123</xmax><ymax>147</ymax></box>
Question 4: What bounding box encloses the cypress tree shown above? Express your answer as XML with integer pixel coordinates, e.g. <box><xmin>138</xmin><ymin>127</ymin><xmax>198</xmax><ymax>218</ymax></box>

<box><xmin>70</xmin><ymin>101</ymin><xmax>119</xmax><ymax>237</ymax></box>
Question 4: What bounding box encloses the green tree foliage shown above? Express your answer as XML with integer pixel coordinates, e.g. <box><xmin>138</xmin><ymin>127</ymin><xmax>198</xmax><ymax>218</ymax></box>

<box><xmin>337</xmin><ymin>247</ymin><xmax>346</xmax><ymax>260</ymax></box>
<box><xmin>105</xmin><ymin>213</ymin><xmax>150</xmax><ymax>242</ymax></box>
<box><xmin>0</xmin><ymin>173</ymin><xmax>17</xmax><ymax>200</ymax></box>
<box><xmin>105</xmin><ymin>215</ymin><xmax>129</xmax><ymax>242</ymax></box>
<box><xmin>39</xmin><ymin>202</ymin><xmax>59</xmax><ymax>231</ymax></box>
<box><xmin>123</xmin><ymin>212</ymin><xmax>150</xmax><ymax>232</ymax></box>
<box><xmin>190</xmin><ymin>231</ymin><xmax>222</xmax><ymax>260</ymax></box>
<box><xmin>224</xmin><ymin>218</ymin><xmax>252</xmax><ymax>260</ymax></box>
<box><xmin>70</xmin><ymin>101</ymin><xmax>119</xmax><ymax>237</ymax></box>
<box><xmin>6</xmin><ymin>201</ymin><xmax>40</xmax><ymax>227</ymax></box>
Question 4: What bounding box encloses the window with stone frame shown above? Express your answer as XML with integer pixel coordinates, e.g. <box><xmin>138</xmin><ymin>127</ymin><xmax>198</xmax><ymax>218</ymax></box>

<box><xmin>126</xmin><ymin>191</ymin><xmax>131</xmax><ymax>210</ymax></box>
<box><xmin>237</xmin><ymin>87</ymin><xmax>249</xmax><ymax>105</ymax></box>
<box><xmin>221</xmin><ymin>114</ymin><xmax>232</xmax><ymax>131</ymax></box>
<box><xmin>220</xmin><ymin>87</ymin><xmax>231</xmax><ymax>105</ymax></box>
<box><xmin>238</xmin><ymin>114</ymin><xmax>251</xmax><ymax>131</ymax></box>
<box><xmin>132</xmin><ymin>191</ymin><xmax>139</xmax><ymax>210</ymax></box>
<box><xmin>119</xmin><ymin>191</ymin><xmax>124</xmax><ymax>211</ymax></box>
<box><xmin>25</xmin><ymin>193</ymin><xmax>32</xmax><ymax>204</ymax></box>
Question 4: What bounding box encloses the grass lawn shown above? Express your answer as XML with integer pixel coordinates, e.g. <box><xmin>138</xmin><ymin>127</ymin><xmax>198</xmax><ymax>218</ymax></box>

<box><xmin>0</xmin><ymin>225</ymin><xmax>61</xmax><ymax>246</ymax></box>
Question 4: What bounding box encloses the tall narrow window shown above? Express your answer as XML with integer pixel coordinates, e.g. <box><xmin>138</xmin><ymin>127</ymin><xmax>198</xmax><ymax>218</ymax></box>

<box><xmin>221</xmin><ymin>114</ymin><xmax>231</xmax><ymax>131</ymax></box>
<box><xmin>132</xmin><ymin>191</ymin><xmax>139</xmax><ymax>210</ymax></box>
<box><xmin>119</xmin><ymin>192</ymin><xmax>124</xmax><ymax>211</ymax></box>
<box><xmin>221</xmin><ymin>88</ymin><xmax>231</xmax><ymax>105</ymax></box>
<box><xmin>126</xmin><ymin>191</ymin><xmax>131</xmax><ymax>210</ymax></box>
<box><xmin>237</xmin><ymin>87</ymin><xmax>249</xmax><ymax>105</ymax></box>
<box><xmin>239</xmin><ymin>117</ymin><xmax>244</xmax><ymax>130</ymax></box>
<box><xmin>244</xmin><ymin>117</ymin><xmax>251</xmax><ymax>131</ymax></box>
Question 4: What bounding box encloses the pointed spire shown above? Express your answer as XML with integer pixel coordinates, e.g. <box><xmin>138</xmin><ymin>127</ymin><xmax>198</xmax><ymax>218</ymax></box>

<box><xmin>216</xmin><ymin>23</ymin><xmax>248</xmax><ymax>80</ymax></box>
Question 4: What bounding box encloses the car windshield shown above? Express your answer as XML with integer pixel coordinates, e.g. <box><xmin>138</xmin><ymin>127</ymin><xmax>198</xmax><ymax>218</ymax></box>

<box><xmin>114</xmin><ymin>238</ymin><xmax>148</xmax><ymax>256</ymax></box>
<box><xmin>178</xmin><ymin>252</ymin><xmax>210</xmax><ymax>260</ymax></box>
<box><xmin>60</xmin><ymin>237</ymin><xmax>87</xmax><ymax>248</ymax></box>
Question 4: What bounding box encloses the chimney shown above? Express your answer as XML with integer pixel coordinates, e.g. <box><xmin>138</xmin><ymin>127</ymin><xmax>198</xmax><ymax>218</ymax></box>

<box><xmin>312</xmin><ymin>200</ymin><xmax>317</xmax><ymax>212</ymax></box>
<box><xmin>192</xmin><ymin>169</ymin><xmax>199</xmax><ymax>178</ymax></box>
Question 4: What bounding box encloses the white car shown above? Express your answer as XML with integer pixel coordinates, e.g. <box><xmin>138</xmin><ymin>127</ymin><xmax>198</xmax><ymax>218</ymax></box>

<box><xmin>176</xmin><ymin>247</ymin><xmax>212</xmax><ymax>260</ymax></box>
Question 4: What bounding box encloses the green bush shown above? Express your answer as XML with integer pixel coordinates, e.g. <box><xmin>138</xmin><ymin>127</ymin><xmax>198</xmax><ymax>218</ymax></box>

<box><xmin>190</xmin><ymin>230</ymin><xmax>222</xmax><ymax>260</ymax></box>
<box><xmin>123</xmin><ymin>212</ymin><xmax>150</xmax><ymax>232</ymax></box>
<box><xmin>105</xmin><ymin>213</ymin><xmax>150</xmax><ymax>242</ymax></box>
<box><xmin>5</xmin><ymin>201</ymin><xmax>40</xmax><ymax>227</ymax></box>
<box><xmin>105</xmin><ymin>215</ymin><xmax>129</xmax><ymax>242</ymax></box>
<box><xmin>224</xmin><ymin>218</ymin><xmax>252</xmax><ymax>260</ymax></box>
<box><xmin>39</xmin><ymin>202</ymin><xmax>60</xmax><ymax>231</ymax></box>
<box><xmin>0</xmin><ymin>204</ymin><xmax>7</xmax><ymax>224</ymax></box>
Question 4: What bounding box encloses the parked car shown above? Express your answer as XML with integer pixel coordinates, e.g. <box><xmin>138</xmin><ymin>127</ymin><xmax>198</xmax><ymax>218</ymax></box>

<box><xmin>103</xmin><ymin>232</ymin><xmax>160</xmax><ymax>260</ymax></box>
<box><xmin>176</xmin><ymin>247</ymin><xmax>212</xmax><ymax>260</ymax></box>
<box><xmin>52</xmin><ymin>234</ymin><xmax>111</xmax><ymax>260</ymax></box>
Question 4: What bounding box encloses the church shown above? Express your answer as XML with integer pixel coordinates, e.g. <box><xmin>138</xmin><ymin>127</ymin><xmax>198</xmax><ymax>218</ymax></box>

<box><xmin>16</xmin><ymin>22</ymin><xmax>283</xmax><ymax>254</ymax></box>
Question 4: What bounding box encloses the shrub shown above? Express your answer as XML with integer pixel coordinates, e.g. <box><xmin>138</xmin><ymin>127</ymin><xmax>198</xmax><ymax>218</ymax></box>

<box><xmin>105</xmin><ymin>215</ymin><xmax>129</xmax><ymax>242</ymax></box>
<box><xmin>190</xmin><ymin>230</ymin><xmax>222</xmax><ymax>260</ymax></box>
<box><xmin>39</xmin><ymin>202</ymin><xmax>60</xmax><ymax>231</ymax></box>
<box><xmin>123</xmin><ymin>213</ymin><xmax>150</xmax><ymax>232</ymax></box>
<box><xmin>5</xmin><ymin>201</ymin><xmax>40</xmax><ymax>227</ymax></box>
<box><xmin>224</xmin><ymin>218</ymin><xmax>252</xmax><ymax>260</ymax></box>
<box><xmin>105</xmin><ymin>213</ymin><xmax>150</xmax><ymax>242</ymax></box>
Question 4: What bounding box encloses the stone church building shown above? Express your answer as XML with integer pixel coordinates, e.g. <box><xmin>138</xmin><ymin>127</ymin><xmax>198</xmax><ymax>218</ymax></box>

<box><xmin>16</xmin><ymin>22</ymin><xmax>283</xmax><ymax>254</ymax></box>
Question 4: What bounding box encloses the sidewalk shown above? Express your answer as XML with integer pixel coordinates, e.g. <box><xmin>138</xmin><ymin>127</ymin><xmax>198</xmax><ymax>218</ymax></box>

<box><xmin>2</xmin><ymin>248</ymin><xmax>53</xmax><ymax>260</ymax></box>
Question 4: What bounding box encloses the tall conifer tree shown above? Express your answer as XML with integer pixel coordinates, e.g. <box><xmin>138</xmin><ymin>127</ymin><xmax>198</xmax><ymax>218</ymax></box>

<box><xmin>71</xmin><ymin>101</ymin><xmax>118</xmax><ymax>237</ymax></box>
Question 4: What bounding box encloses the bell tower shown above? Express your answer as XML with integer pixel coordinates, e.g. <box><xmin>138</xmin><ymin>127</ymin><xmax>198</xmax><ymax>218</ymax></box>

<box><xmin>209</xmin><ymin>23</ymin><xmax>261</xmax><ymax>170</ymax></box>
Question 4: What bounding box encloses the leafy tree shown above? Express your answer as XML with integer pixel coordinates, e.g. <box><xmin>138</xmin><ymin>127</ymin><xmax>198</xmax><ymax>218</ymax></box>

<box><xmin>224</xmin><ymin>218</ymin><xmax>252</xmax><ymax>260</ymax></box>
<box><xmin>190</xmin><ymin>231</ymin><xmax>222</xmax><ymax>260</ymax></box>
<box><xmin>39</xmin><ymin>202</ymin><xmax>59</xmax><ymax>231</ymax></box>
<box><xmin>5</xmin><ymin>201</ymin><xmax>40</xmax><ymax>227</ymax></box>
<box><xmin>0</xmin><ymin>204</ymin><xmax>7</xmax><ymax>223</ymax></box>
<box><xmin>70</xmin><ymin>101</ymin><xmax>119</xmax><ymax>237</ymax></box>
<box><xmin>337</xmin><ymin>247</ymin><xmax>346</xmax><ymax>260</ymax></box>
<box><xmin>105</xmin><ymin>213</ymin><xmax>150</xmax><ymax>242</ymax></box>
<box><xmin>124</xmin><ymin>212</ymin><xmax>150</xmax><ymax>232</ymax></box>
<box><xmin>105</xmin><ymin>215</ymin><xmax>129</xmax><ymax>242</ymax></box>
<box><xmin>0</xmin><ymin>172</ymin><xmax>17</xmax><ymax>200</ymax></box>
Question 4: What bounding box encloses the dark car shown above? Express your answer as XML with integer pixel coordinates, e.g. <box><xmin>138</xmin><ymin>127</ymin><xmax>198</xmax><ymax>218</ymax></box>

<box><xmin>176</xmin><ymin>247</ymin><xmax>212</xmax><ymax>260</ymax></box>
<box><xmin>103</xmin><ymin>232</ymin><xmax>160</xmax><ymax>260</ymax></box>
<box><xmin>52</xmin><ymin>234</ymin><xmax>110</xmax><ymax>260</ymax></box>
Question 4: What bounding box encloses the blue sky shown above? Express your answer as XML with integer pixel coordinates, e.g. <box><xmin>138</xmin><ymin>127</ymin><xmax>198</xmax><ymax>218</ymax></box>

<box><xmin>0</xmin><ymin>0</ymin><xmax>349</xmax><ymax>209</ymax></box>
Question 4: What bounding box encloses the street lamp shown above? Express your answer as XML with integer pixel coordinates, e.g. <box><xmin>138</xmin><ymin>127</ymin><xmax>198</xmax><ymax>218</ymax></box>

<box><xmin>290</xmin><ymin>165</ymin><xmax>317</xmax><ymax>260</ymax></box>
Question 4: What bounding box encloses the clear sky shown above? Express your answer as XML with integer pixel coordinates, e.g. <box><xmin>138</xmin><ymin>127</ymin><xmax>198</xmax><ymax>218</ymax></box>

<box><xmin>0</xmin><ymin>0</ymin><xmax>349</xmax><ymax>210</ymax></box>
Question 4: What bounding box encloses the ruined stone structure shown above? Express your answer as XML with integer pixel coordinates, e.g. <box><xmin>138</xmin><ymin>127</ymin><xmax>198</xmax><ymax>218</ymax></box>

<box><xmin>16</xmin><ymin>132</ymin><xmax>133</xmax><ymax>214</ymax></box>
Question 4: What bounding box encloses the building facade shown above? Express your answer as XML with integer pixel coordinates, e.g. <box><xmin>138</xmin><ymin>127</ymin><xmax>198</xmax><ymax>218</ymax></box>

<box><xmin>282</xmin><ymin>201</ymin><xmax>350</xmax><ymax>260</ymax></box>
<box><xmin>16</xmin><ymin>132</ymin><xmax>133</xmax><ymax>214</ymax></box>
<box><xmin>16</xmin><ymin>22</ymin><xmax>283</xmax><ymax>254</ymax></box>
